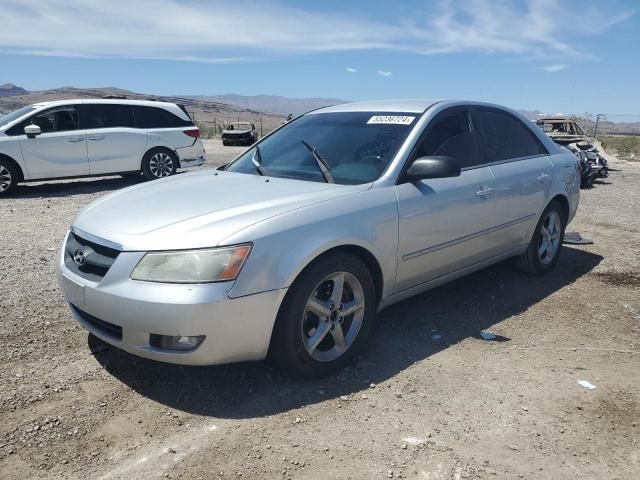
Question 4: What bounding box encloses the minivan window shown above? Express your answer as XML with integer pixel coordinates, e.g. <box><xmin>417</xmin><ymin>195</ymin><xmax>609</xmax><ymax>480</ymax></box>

<box><xmin>474</xmin><ymin>109</ymin><xmax>547</xmax><ymax>162</ymax></box>
<box><xmin>0</xmin><ymin>105</ymin><xmax>36</xmax><ymax>128</ymax></box>
<box><xmin>414</xmin><ymin>110</ymin><xmax>478</xmax><ymax>168</ymax></box>
<box><xmin>134</xmin><ymin>106</ymin><xmax>192</xmax><ymax>128</ymax></box>
<box><xmin>9</xmin><ymin>106</ymin><xmax>80</xmax><ymax>135</ymax></box>
<box><xmin>83</xmin><ymin>104</ymin><xmax>135</xmax><ymax>129</ymax></box>
<box><xmin>226</xmin><ymin>111</ymin><xmax>416</xmax><ymax>185</ymax></box>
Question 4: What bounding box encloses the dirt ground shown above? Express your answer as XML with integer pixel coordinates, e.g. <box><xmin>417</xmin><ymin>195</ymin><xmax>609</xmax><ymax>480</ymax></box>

<box><xmin>0</xmin><ymin>140</ymin><xmax>638</xmax><ymax>479</ymax></box>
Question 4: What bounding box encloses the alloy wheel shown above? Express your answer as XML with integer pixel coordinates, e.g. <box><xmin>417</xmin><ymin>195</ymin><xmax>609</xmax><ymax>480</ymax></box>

<box><xmin>149</xmin><ymin>152</ymin><xmax>174</xmax><ymax>178</ymax></box>
<box><xmin>0</xmin><ymin>165</ymin><xmax>12</xmax><ymax>192</ymax></box>
<box><xmin>538</xmin><ymin>211</ymin><xmax>561</xmax><ymax>264</ymax></box>
<box><xmin>301</xmin><ymin>271</ymin><xmax>365</xmax><ymax>362</ymax></box>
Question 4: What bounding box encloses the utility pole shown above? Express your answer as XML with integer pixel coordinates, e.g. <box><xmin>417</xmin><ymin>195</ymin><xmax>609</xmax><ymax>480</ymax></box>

<box><xmin>213</xmin><ymin>117</ymin><xmax>216</xmax><ymax>137</ymax></box>
<box><xmin>593</xmin><ymin>114</ymin><xmax>606</xmax><ymax>138</ymax></box>
<box><xmin>260</xmin><ymin>116</ymin><xmax>263</xmax><ymax>138</ymax></box>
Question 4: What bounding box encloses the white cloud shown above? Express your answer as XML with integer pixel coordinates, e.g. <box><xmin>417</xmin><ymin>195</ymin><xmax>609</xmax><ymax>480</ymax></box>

<box><xmin>378</xmin><ymin>70</ymin><xmax>393</xmax><ymax>77</ymax></box>
<box><xmin>540</xmin><ymin>64</ymin><xmax>568</xmax><ymax>72</ymax></box>
<box><xmin>346</xmin><ymin>67</ymin><xmax>357</xmax><ymax>73</ymax></box>
<box><xmin>0</xmin><ymin>0</ymin><xmax>634</xmax><ymax>63</ymax></box>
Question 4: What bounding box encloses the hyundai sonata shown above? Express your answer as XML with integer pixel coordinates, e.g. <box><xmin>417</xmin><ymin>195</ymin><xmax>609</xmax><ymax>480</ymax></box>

<box><xmin>57</xmin><ymin>100</ymin><xmax>580</xmax><ymax>377</ymax></box>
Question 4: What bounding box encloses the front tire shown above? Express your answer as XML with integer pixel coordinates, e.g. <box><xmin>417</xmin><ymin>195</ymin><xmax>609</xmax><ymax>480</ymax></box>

<box><xmin>0</xmin><ymin>159</ymin><xmax>19</xmax><ymax>197</ymax></box>
<box><xmin>142</xmin><ymin>149</ymin><xmax>177</xmax><ymax>180</ymax></box>
<box><xmin>271</xmin><ymin>253</ymin><xmax>376</xmax><ymax>378</ymax></box>
<box><xmin>514</xmin><ymin>201</ymin><xmax>566</xmax><ymax>274</ymax></box>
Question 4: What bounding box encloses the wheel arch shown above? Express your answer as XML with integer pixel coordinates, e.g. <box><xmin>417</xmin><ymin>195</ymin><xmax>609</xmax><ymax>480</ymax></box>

<box><xmin>0</xmin><ymin>153</ymin><xmax>25</xmax><ymax>182</ymax></box>
<box><xmin>548</xmin><ymin>193</ymin><xmax>569</xmax><ymax>223</ymax></box>
<box><xmin>266</xmin><ymin>243</ymin><xmax>384</xmax><ymax>361</ymax></box>
<box><xmin>140</xmin><ymin>146</ymin><xmax>178</xmax><ymax>170</ymax></box>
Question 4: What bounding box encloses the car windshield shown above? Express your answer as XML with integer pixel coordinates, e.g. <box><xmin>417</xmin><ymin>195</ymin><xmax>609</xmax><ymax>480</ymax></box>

<box><xmin>0</xmin><ymin>105</ymin><xmax>37</xmax><ymax>128</ymax></box>
<box><xmin>226</xmin><ymin>123</ymin><xmax>251</xmax><ymax>130</ymax></box>
<box><xmin>225</xmin><ymin>111</ymin><xmax>417</xmax><ymax>185</ymax></box>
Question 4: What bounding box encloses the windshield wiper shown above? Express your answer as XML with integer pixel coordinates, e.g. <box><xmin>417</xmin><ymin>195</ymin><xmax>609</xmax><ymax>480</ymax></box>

<box><xmin>300</xmin><ymin>139</ymin><xmax>334</xmax><ymax>184</ymax></box>
<box><xmin>251</xmin><ymin>145</ymin><xmax>269</xmax><ymax>176</ymax></box>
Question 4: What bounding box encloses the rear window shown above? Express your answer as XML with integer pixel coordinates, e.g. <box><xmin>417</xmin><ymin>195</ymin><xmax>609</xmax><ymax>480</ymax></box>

<box><xmin>133</xmin><ymin>106</ymin><xmax>192</xmax><ymax>128</ymax></box>
<box><xmin>83</xmin><ymin>104</ymin><xmax>135</xmax><ymax>129</ymax></box>
<box><xmin>474</xmin><ymin>109</ymin><xmax>547</xmax><ymax>162</ymax></box>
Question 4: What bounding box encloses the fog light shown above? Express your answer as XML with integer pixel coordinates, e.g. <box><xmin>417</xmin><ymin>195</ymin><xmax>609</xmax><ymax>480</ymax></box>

<box><xmin>150</xmin><ymin>334</ymin><xmax>205</xmax><ymax>351</ymax></box>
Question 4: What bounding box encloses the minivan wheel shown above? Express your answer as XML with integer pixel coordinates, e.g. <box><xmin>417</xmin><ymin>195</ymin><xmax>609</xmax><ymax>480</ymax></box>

<box><xmin>514</xmin><ymin>201</ymin><xmax>566</xmax><ymax>274</ymax></box>
<box><xmin>0</xmin><ymin>159</ymin><xmax>19</xmax><ymax>197</ymax></box>
<box><xmin>142</xmin><ymin>149</ymin><xmax>177</xmax><ymax>180</ymax></box>
<box><xmin>271</xmin><ymin>253</ymin><xmax>376</xmax><ymax>378</ymax></box>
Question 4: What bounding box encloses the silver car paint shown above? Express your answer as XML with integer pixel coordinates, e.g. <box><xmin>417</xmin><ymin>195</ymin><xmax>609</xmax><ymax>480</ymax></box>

<box><xmin>57</xmin><ymin>99</ymin><xmax>580</xmax><ymax>366</ymax></box>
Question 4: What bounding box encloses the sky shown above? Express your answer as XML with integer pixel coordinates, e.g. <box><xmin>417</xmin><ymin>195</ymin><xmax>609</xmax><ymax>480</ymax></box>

<box><xmin>1</xmin><ymin>0</ymin><xmax>639</xmax><ymax>120</ymax></box>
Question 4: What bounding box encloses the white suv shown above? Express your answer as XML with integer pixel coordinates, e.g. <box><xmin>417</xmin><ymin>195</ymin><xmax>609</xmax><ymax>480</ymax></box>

<box><xmin>0</xmin><ymin>99</ymin><xmax>206</xmax><ymax>196</ymax></box>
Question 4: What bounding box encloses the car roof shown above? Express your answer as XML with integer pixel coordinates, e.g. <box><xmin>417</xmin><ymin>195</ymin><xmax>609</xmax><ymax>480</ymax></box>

<box><xmin>313</xmin><ymin>99</ymin><xmax>442</xmax><ymax>114</ymax></box>
<box><xmin>537</xmin><ymin>117</ymin><xmax>573</xmax><ymax>122</ymax></box>
<box><xmin>30</xmin><ymin>99</ymin><xmax>179</xmax><ymax>109</ymax></box>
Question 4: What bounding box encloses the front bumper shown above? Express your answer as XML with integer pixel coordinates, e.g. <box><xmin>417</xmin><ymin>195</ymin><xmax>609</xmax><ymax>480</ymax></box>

<box><xmin>56</xmin><ymin>233</ymin><xmax>286</xmax><ymax>366</ymax></box>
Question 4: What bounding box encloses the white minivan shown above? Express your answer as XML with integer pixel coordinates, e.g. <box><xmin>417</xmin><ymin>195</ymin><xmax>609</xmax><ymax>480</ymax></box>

<box><xmin>0</xmin><ymin>99</ymin><xmax>206</xmax><ymax>196</ymax></box>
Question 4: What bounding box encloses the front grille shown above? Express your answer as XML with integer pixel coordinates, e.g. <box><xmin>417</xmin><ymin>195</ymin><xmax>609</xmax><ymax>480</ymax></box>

<box><xmin>70</xmin><ymin>304</ymin><xmax>122</xmax><ymax>340</ymax></box>
<box><xmin>64</xmin><ymin>232</ymin><xmax>120</xmax><ymax>281</ymax></box>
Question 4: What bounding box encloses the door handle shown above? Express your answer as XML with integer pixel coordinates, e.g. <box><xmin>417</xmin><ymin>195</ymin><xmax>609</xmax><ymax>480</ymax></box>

<box><xmin>537</xmin><ymin>173</ymin><xmax>550</xmax><ymax>183</ymax></box>
<box><xmin>88</xmin><ymin>135</ymin><xmax>105</xmax><ymax>141</ymax></box>
<box><xmin>476</xmin><ymin>187</ymin><xmax>494</xmax><ymax>197</ymax></box>
<box><xmin>66</xmin><ymin>137</ymin><xmax>84</xmax><ymax>143</ymax></box>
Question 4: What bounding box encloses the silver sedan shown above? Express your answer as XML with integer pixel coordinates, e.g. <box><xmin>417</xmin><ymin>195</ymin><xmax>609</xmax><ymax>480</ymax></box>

<box><xmin>57</xmin><ymin>99</ymin><xmax>580</xmax><ymax>377</ymax></box>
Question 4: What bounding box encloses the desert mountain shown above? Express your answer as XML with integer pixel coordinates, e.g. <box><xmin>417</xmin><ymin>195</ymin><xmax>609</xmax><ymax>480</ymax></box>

<box><xmin>184</xmin><ymin>93</ymin><xmax>346</xmax><ymax>116</ymax></box>
<box><xmin>0</xmin><ymin>83</ymin><xmax>28</xmax><ymax>98</ymax></box>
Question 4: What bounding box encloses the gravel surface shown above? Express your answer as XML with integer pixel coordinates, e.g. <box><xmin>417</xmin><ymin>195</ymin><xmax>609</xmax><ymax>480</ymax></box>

<box><xmin>0</xmin><ymin>142</ymin><xmax>638</xmax><ymax>479</ymax></box>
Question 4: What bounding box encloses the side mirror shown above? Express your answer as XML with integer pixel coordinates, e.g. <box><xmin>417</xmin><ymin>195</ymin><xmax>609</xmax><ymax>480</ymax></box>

<box><xmin>402</xmin><ymin>156</ymin><xmax>461</xmax><ymax>182</ymax></box>
<box><xmin>24</xmin><ymin>124</ymin><xmax>42</xmax><ymax>139</ymax></box>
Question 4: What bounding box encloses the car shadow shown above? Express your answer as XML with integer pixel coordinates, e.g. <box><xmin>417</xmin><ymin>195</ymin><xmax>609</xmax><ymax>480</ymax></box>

<box><xmin>15</xmin><ymin>175</ymin><xmax>146</xmax><ymax>199</ymax></box>
<box><xmin>89</xmin><ymin>246</ymin><xmax>602</xmax><ymax>419</ymax></box>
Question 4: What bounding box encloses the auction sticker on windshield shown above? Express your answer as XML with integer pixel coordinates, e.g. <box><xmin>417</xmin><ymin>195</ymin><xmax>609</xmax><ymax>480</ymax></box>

<box><xmin>367</xmin><ymin>115</ymin><xmax>415</xmax><ymax>125</ymax></box>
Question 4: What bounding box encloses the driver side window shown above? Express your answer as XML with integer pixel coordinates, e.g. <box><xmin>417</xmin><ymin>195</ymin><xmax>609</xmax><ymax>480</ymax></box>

<box><xmin>7</xmin><ymin>106</ymin><xmax>80</xmax><ymax>136</ymax></box>
<box><xmin>415</xmin><ymin>110</ymin><xmax>479</xmax><ymax>168</ymax></box>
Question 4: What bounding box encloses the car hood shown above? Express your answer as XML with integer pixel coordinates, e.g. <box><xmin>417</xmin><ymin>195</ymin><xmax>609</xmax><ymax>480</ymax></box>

<box><xmin>72</xmin><ymin>170</ymin><xmax>370</xmax><ymax>251</ymax></box>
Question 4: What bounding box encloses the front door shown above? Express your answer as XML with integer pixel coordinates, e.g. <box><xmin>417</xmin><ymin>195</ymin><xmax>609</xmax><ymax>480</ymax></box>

<box><xmin>18</xmin><ymin>105</ymin><xmax>88</xmax><ymax>179</ymax></box>
<box><xmin>395</xmin><ymin>108</ymin><xmax>499</xmax><ymax>292</ymax></box>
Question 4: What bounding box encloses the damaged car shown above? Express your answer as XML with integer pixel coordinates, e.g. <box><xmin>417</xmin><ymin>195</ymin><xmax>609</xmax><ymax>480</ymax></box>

<box><xmin>222</xmin><ymin>121</ymin><xmax>257</xmax><ymax>146</ymax></box>
<box><xmin>536</xmin><ymin>116</ymin><xmax>609</xmax><ymax>187</ymax></box>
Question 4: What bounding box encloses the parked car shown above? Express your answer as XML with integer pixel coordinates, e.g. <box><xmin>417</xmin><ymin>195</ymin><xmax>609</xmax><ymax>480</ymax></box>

<box><xmin>57</xmin><ymin>100</ymin><xmax>580</xmax><ymax>377</ymax></box>
<box><xmin>222</xmin><ymin>122</ymin><xmax>257</xmax><ymax>146</ymax></box>
<box><xmin>0</xmin><ymin>99</ymin><xmax>205</xmax><ymax>196</ymax></box>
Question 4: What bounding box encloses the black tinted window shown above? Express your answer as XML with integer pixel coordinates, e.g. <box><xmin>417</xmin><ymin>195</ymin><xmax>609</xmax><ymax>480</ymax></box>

<box><xmin>134</xmin><ymin>106</ymin><xmax>192</xmax><ymax>128</ymax></box>
<box><xmin>475</xmin><ymin>109</ymin><xmax>547</xmax><ymax>162</ymax></box>
<box><xmin>415</xmin><ymin>110</ymin><xmax>478</xmax><ymax>168</ymax></box>
<box><xmin>83</xmin><ymin>104</ymin><xmax>134</xmax><ymax>129</ymax></box>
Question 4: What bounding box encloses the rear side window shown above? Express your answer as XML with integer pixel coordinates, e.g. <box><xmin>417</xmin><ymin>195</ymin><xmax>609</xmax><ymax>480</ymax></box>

<box><xmin>133</xmin><ymin>106</ymin><xmax>192</xmax><ymax>128</ymax></box>
<box><xmin>83</xmin><ymin>104</ymin><xmax>134</xmax><ymax>129</ymax></box>
<box><xmin>474</xmin><ymin>109</ymin><xmax>547</xmax><ymax>162</ymax></box>
<box><xmin>414</xmin><ymin>110</ymin><xmax>479</xmax><ymax>168</ymax></box>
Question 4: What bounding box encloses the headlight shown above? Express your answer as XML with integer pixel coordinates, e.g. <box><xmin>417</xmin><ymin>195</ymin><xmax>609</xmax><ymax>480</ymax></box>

<box><xmin>131</xmin><ymin>245</ymin><xmax>251</xmax><ymax>283</ymax></box>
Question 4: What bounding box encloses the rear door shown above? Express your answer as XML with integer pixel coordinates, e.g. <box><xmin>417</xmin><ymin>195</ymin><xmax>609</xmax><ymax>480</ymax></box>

<box><xmin>17</xmin><ymin>105</ymin><xmax>88</xmax><ymax>178</ymax></box>
<box><xmin>395</xmin><ymin>107</ymin><xmax>499</xmax><ymax>292</ymax></box>
<box><xmin>83</xmin><ymin>103</ymin><xmax>148</xmax><ymax>175</ymax></box>
<box><xmin>472</xmin><ymin>108</ymin><xmax>553</xmax><ymax>250</ymax></box>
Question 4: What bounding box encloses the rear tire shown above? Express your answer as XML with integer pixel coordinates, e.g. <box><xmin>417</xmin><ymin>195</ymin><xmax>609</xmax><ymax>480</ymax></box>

<box><xmin>271</xmin><ymin>253</ymin><xmax>376</xmax><ymax>378</ymax></box>
<box><xmin>0</xmin><ymin>158</ymin><xmax>19</xmax><ymax>197</ymax></box>
<box><xmin>514</xmin><ymin>201</ymin><xmax>566</xmax><ymax>274</ymax></box>
<box><xmin>142</xmin><ymin>149</ymin><xmax>177</xmax><ymax>180</ymax></box>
